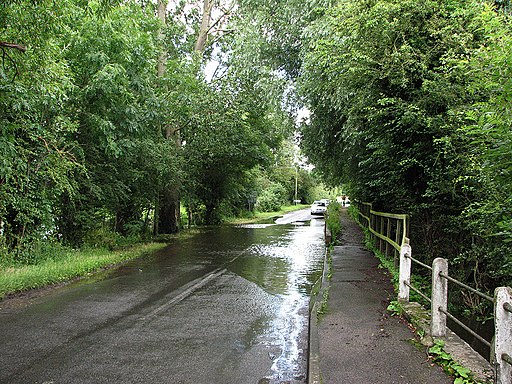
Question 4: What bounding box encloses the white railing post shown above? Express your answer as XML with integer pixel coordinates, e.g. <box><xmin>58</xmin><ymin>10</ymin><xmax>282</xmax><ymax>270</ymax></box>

<box><xmin>431</xmin><ymin>258</ymin><xmax>448</xmax><ymax>337</ymax></box>
<box><xmin>398</xmin><ymin>242</ymin><xmax>412</xmax><ymax>302</ymax></box>
<box><xmin>494</xmin><ymin>287</ymin><xmax>512</xmax><ymax>384</ymax></box>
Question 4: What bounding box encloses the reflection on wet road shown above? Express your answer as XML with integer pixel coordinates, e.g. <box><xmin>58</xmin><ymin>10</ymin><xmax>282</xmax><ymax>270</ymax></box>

<box><xmin>0</xmin><ymin>210</ymin><xmax>326</xmax><ymax>384</ymax></box>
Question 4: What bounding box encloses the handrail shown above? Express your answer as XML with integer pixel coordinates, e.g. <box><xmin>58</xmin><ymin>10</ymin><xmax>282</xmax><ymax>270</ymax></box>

<box><xmin>354</xmin><ymin>200</ymin><xmax>409</xmax><ymax>260</ymax></box>
<box><xmin>369</xmin><ymin>227</ymin><xmax>401</xmax><ymax>252</ymax></box>
<box><xmin>407</xmin><ymin>251</ymin><xmax>492</xmax><ymax>350</ymax></box>
<box><xmin>405</xmin><ymin>281</ymin><xmax>431</xmax><ymax>303</ymax></box>
<box><xmin>371</xmin><ymin>210</ymin><xmax>408</xmax><ymax>220</ymax></box>
<box><xmin>405</xmin><ymin>253</ymin><xmax>432</xmax><ymax>271</ymax></box>
<box><xmin>439</xmin><ymin>272</ymin><xmax>494</xmax><ymax>303</ymax></box>
<box><xmin>438</xmin><ymin>307</ymin><xmax>492</xmax><ymax>348</ymax></box>
<box><xmin>403</xmin><ymin>241</ymin><xmax>494</xmax><ymax>351</ymax></box>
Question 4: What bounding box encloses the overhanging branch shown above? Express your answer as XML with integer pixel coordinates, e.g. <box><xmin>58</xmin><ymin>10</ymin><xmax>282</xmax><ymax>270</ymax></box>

<box><xmin>0</xmin><ymin>41</ymin><xmax>27</xmax><ymax>52</ymax></box>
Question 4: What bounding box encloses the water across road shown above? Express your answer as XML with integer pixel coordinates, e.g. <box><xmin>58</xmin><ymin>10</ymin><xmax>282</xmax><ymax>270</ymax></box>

<box><xmin>0</xmin><ymin>209</ymin><xmax>326</xmax><ymax>384</ymax></box>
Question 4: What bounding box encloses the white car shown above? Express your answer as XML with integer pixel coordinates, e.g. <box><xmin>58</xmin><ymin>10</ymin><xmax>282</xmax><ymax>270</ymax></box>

<box><xmin>311</xmin><ymin>200</ymin><xmax>327</xmax><ymax>215</ymax></box>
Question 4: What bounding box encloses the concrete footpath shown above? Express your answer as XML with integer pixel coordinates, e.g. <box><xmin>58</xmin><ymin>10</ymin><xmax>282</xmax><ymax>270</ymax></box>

<box><xmin>309</xmin><ymin>209</ymin><xmax>453</xmax><ymax>384</ymax></box>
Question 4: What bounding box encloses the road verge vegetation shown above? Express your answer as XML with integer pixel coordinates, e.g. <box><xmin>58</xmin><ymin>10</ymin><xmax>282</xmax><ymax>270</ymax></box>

<box><xmin>0</xmin><ymin>243</ymin><xmax>166</xmax><ymax>300</ymax></box>
<box><xmin>325</xmin><ymin>202</ymin><xmax>342</xmax><ymax>244</ymax></box>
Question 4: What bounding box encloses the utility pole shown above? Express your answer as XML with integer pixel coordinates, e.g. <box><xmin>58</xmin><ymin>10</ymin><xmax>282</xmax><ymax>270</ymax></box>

<box><xmin>295</xmin><ymin>166</ymin><xmax>298</xmax><ymax>204</ymax></box>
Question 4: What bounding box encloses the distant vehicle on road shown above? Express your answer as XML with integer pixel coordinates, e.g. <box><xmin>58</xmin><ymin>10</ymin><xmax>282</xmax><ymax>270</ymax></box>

<box><xmin>311</xmin><ymin>200</ymin><xmax>327</xmax><ymax>215</ymax></box>
<box><xmin>337</xmin><ymin>196</ymin><xmax>350</xmax><ymax>207</ymax></box>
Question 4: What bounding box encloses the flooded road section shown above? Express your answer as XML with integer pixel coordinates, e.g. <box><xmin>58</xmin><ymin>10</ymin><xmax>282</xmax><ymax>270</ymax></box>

<box><xmin>0</xmin><ymin>210</ymin><xmax>326</xmax><ymax>384</ymax></box>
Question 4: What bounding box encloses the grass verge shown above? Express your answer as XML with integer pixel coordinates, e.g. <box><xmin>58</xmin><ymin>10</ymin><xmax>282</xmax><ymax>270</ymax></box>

<box><xmin>0</xmin><ymin>242</ymin><xmax>166</xmax><ymax>300</ymax></box>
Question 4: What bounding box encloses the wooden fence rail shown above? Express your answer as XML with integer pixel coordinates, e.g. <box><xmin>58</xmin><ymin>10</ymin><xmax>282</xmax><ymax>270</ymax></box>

<box><xmin>355</xmin><ymin>201</ymin><xmax>409</xmax><ymax>268</ymax></box>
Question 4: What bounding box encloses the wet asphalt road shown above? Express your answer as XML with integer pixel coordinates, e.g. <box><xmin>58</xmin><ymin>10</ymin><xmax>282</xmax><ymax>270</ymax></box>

<box><xmin>0</xmin><ymin>209</ymin><xmax>325</xmax><ymax>384</ymax></box>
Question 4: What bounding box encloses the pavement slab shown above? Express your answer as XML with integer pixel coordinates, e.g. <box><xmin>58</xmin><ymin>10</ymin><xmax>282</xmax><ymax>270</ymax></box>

<box><xmin>315</xmin><ymin>209</ymin><xmax>453</xmax><ymax>384</ymax></box>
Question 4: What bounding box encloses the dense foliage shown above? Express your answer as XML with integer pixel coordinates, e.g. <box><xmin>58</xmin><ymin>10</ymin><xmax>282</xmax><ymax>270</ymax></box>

<box><xmin>298</xmin><ymin>0</ymin><xmax>512</xmax><ymax>300</ymax></box>
<box><xmin>0</xmin><ymin>0</ymin><xmax>312</xmax><ymax>263</ymax></box>
<box><xmin>2</xmin><ymin>0</ymin><xmax>510</xmax><ymax>311</ymax></box>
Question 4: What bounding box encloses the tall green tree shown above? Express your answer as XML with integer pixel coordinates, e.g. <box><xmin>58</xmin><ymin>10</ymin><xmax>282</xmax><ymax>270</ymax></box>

<box><xmin>179</xmin><ymin>79</ymin><xmax>281</xmax><ymax>223</ymax></box>
<box><xmin>455</xmin><ymin>7</ymin><xmax>512</xmax><ymax>289</ymax></box>
<box><xmin>299</xmin><ymin>0</ymin><xmax>500</xmax><ymax>267</ymax></box>
<box><xmin>0</xmin><ymin>0</ymin><xmax>80</xmax><ymax>255</ymax></box>
<box><xmin>59</xmin><ymin>3</ymin><xmax>180</xmax><ymax>243</ymax></box>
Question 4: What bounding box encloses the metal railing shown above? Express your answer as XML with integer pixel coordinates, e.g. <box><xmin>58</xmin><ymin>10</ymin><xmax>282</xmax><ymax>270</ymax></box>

<box><xmin>354</xmin><ymin>201</ymin><xmax>512</xmax><ymax>384</ymax></box>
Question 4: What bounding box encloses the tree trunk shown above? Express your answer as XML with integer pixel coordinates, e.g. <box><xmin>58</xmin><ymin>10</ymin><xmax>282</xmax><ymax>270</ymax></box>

<box><xmin>155</xmin><ymin>0</ymin><xmax>181</xmax><ymax>234</ymax></box>
<box><xmin>0</xmin><ymin>41</ymin><xmax>26</xmax><ymax>52</ymax></box>
<box><xmin>194</xmin><ymin>0</ymin><xmax>215</xmax><ymax>53</ymax></box>
<box><xmin>115</xmin><ymin>204</ymin><xmax>139</xmax><ymax>235</ymax></box>
<box><xmin>158</xmin><ymin>188</ymin><xmax>180</xmax><ymax>233</ymax></box>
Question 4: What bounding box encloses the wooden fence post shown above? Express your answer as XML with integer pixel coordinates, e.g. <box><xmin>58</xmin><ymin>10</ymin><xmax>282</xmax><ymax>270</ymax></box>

<box><xmin>431</xmin><ymin>258</ymin><xmax>448</xmax><ymax>337</ymax></box>
<box><xmin>385</xmin><ymin>218</ymin><xmax>391</xmax><ymax>258</ymax></box>
<box><xmin>394</xmin><ymin>220</ymin><xmax>402</xmax><ymax>269</ymax></box>
<box><xmin>398</xmin><ymin>242</ymin><xmax>412</xmax><ymax>302</ymax></box>
<box><xmin>370</xmin><ymin>213</ymin><xmax>376</xmax><ymax>246</ymax></box>
<box><xmin>494</xmin><ymin>287</ymin><xmax>512</xmax><ymax>384</ymax></box>
<box><xmin>380</xmin><ymin>216</ymin><xmax>384</xmax><ymax>252</ymax></box>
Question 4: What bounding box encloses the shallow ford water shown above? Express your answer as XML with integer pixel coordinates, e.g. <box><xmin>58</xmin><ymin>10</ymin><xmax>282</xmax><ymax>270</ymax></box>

<box><xmin>0</xmin><ymin>211</ymin><xmax>326</xmax><ymax>384</ymax></box>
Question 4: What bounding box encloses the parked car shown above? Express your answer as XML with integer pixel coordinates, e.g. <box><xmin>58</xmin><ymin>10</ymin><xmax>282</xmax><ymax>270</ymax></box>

<box><xmin>311</xmin><ymin>200</ymin><xmax>327</xmax><ymax>215</ymax></box>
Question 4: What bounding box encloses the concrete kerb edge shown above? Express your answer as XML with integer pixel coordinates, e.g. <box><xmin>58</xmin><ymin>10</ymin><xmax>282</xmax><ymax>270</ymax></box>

<box><xmin>400</xmin><ymin>301</ymin><xmax>495</xmax><ymax>384</ymax></box>
<box><xmin>308</xmin><ymin>300</ymin><xmax>322</xmax><ymax>384</ymax></box>
<box><xmin>308</xmin><ymin>247</ymin><xmax>331</xmax><ymax>384</ymax></box>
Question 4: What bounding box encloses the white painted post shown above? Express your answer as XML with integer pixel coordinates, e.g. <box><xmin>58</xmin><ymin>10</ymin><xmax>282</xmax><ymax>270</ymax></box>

<box><xmin>431</xmin><ymin>258</ymin><xmax>448</xmax><ymax>337</ymax></box>
<box><xmin>398</xmin><ymin>243</ymin><xmax>412</xmax><ymax>303</ymax></box>
<box><xmin>494</xmin><ymin>287</ymin><xmax>512</xmax><ymax>384</ymax></box>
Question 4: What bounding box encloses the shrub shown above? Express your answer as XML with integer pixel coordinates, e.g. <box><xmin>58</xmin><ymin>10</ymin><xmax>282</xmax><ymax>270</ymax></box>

<box><xmin>255</xmin><ymin>182</ymin><xmax>287</xmax><ymax>212</ymax></box>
